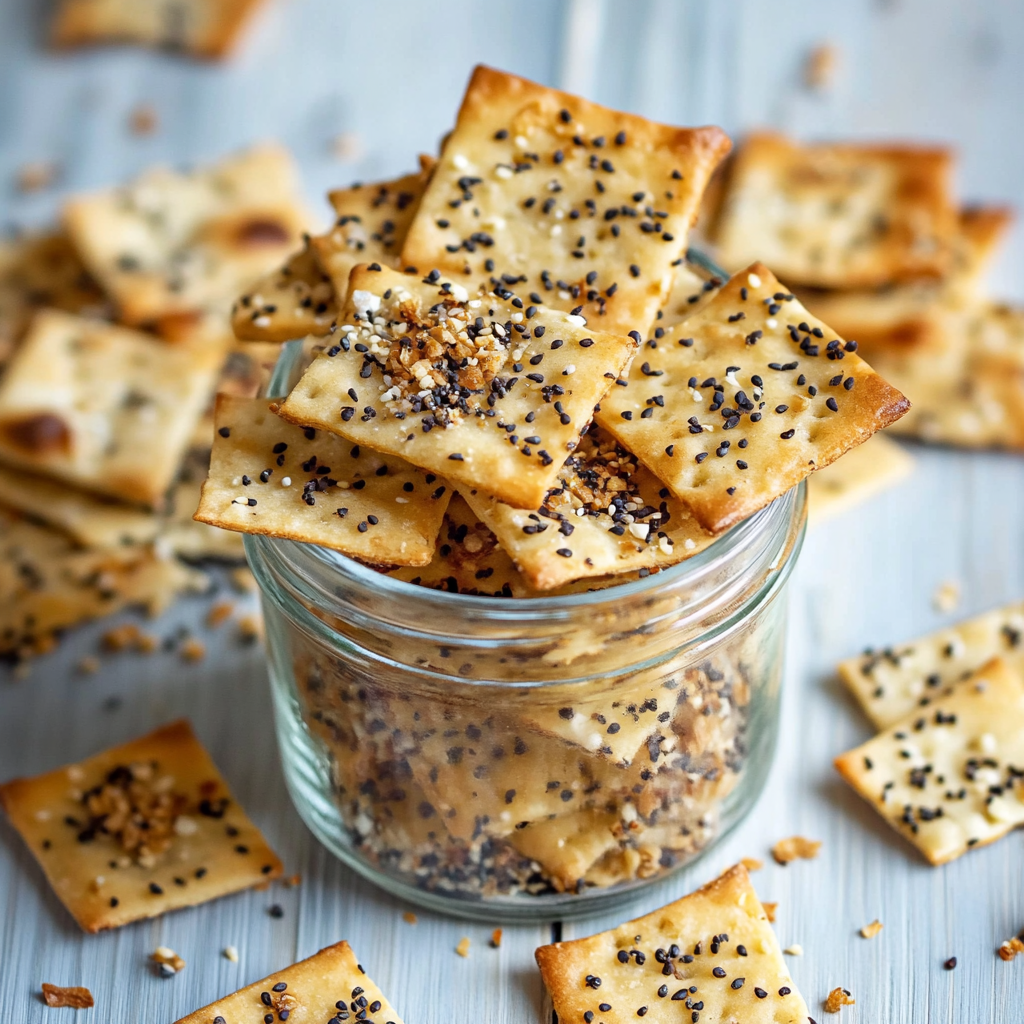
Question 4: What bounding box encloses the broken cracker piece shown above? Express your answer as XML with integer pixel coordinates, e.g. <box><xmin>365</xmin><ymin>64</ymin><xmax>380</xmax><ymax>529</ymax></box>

<box><xmin>456</xmin><ymin>937</ymin><xmax>471</xmax><ymax>958</ymax></box>
<box><xmin>824</xmin><ymin>987</ymin><xmax>855</xmax><ymax>1013</ymax></box>
<box><xmin>763</xmin><ymin>902</ymin><xmax>778</xmax><ymax>923</ymax></box>
<box><xmin>998</xmin><ymin>935</ymin><xmax>1024</xmax><ymax>961</ymax></box>
<box><xmin>860</xmin><ymin>920</ymin><xmax>883</xmax><ymax>939</ymax></box>
<box><xmin>771</xmin><ymin>835</ymin><xmax>821</xmax><ymax>865</ymax></box>
<box><xmin>41</xmin><ymin>983</ymin><xmax>94</xmax><ymax>1008</ymax></box>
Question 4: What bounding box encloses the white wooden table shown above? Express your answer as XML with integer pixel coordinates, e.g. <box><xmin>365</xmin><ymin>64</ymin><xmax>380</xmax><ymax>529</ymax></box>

<box><xmin>2</xmin><ymin>2</ymin><xmax>1023</xmax><ymax>1021</ymax></box>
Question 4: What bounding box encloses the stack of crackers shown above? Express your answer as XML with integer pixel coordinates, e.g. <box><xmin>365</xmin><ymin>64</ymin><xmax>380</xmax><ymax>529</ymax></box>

<box><xmin>0</xmin><ymin>143</ymin><xmax>312</xmax><ymax>661</ymax></box>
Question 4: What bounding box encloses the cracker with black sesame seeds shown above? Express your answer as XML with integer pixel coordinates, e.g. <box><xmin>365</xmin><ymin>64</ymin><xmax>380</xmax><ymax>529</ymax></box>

<box><xmin>535</xmin><ymin>863</ymin><xmax>810</xmax><ymax>1024</ymax></box>
<box><xmin>660</xmin><ymin>259</ymin><xmax>723</xmax><ymax>326</ymax></box>
<box><xmin>0</xmin><ymin>310</ymin><xmax>224</xmax><ymax>507</ymax></box>
<box><xmin>711</xmin><ymin>132</ymin><xmax>957</xmax><ymax>288</ymax></box>
<box><xmin>834</xmin><ymin>657</ymin><xmax>1024</xmax><ymax>865</ymax></box>
<box><xmin>807</xmin><ymin>430</ymin><xmax>913</xmax><ymax>525</ymax></box>
<box><xmin>195</xmin><ymin>396</ymin><xmax>450</xmax><ymax>565</ymax></box>
<box><xmin>595</xmin><ymin>262</ymin><xmax>910</xmax><ymax>534</ymax></box>
<box><xmin>461</xmin><ymin>422</ymin><xmax>712</xmax><ymax>590</ymax></box>
<box><xmin>0</xmin><ymin>720</ymin><xmax>282</xmax><ymax>933</ymax></box>
<box><xmin>278</xmin><ymin>263</ymin><xmax>637</xmax><ymax>509</ymax></box>
<box><xmin>174</xmin><ymin>940</ymin><xmax>404</xmax><ymax>1024</ymax></box>
<box><xmin>838</xmin><ymin>600</ymin><xmax>1024</xmax><ymax>730</ymax></box>
<box><xmin>400</xmin><ymin>65</ymin><xmax>730</xmax><ymax>336</ymax></box>
<box><xmin>64</xmin><ymin>145</ymin><xmax>311</xmax><ymax>325</ymax></box>
<box><xmin>508</xmin><ymin>809</ymin><xmax>622</xmax><ymax>890</ymax></box>
<box><xmin>161</xmin><ymin>464</ymin><xmax>246</xmax><ymax>561</ymax></box>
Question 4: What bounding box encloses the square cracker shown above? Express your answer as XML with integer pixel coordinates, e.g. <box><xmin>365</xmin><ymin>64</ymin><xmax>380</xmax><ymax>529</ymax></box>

<box><xmin>0</xmin><ymin>310</ymin><xmax>223</xmax><ymax>507</ymax></box>
<box><xmin>461</xmin><ymin>422</ymin><xmax>712</xmax><ymax>590</ymax></box>
<box><xmin>400</xmin><ymin>65</ymin><xmax>730</xmax><ymax>336</ymax></box>
<box><xmin>51</xmin><ymin>0</ymin><xmax>268</xmax><ymax>59</ymax></box>
<box><xmin>596</xmin><ymin>262</ymin><xmax>910</xmax><ymax>534</ymax></box>
<box><xmin>834</xmin><ymin>657</ymin><xmax>1024</xmax><ymax>865</ymax></box>
<box><xmin>194</xmin><ymin>396</ymin><xmax>450</xmax><ymax>566</ymax></box>
<box><xmin>838</xmin><ymin>599</ymin><xmax>1024</xmax><ymax>730</ymax></box>
<box><xmin>0</xmin><ymin>719</ymin><xmax>282</xmax><ymax>932</ymax></box>
<box><xmin>712</xmin><ymin>131</ymin><xmax>957</xmax><ymax>288</ymax></box>
<box><xmin>278</xmin><ymin>263</ymin><xmax>637</xmax><ymax>509</ymax></box>
<box><xmin>174</xmin><ymin>941</ymin><xmax>404</xmax><ymax>1024</ymax></box>
<box><xmin>64</xmin><ymin>145</ymin><xmax>310</xmax><ymax>325</ymax></box>
<box><xmin>535</xmin><ymin>863</ymin><xmax>809</xmax><ymax>1024</ymax></box>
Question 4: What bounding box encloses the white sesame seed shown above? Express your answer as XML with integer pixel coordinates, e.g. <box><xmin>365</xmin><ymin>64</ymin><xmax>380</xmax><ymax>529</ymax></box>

<box><xmin>281</xmin><ymin>477</ymin><xmax>291</xmax><ymax>486</ymax></box>
<box><xmin>628</xmin><ymin>523</ymin><xmax>649</xmax><ymax>540</ymax></box>
<box><xmin>684</xmin><ymin>538</ymin><xmax>697</xmax><ymax>551</ymax></box>
<box><xmin>223</xmin><ymin>946</ymin><xmax>239</xmax><ymax>963</ymax></box>
<box><xmin>747</xmin><ymin>273</ymin><xmax>762</xmax><ymax>288</ymax></box>
<box><xmin>563</xmin><ymin>364</ymin><xmax>576</xmax><ymax>375</ymax></box>
<box><xmin>766</xmin><ymin>317</ymin><xmax>778</xmax><ymax>329</ymax></box>
<box><xmin>452</xmin><ymin>153</ymin><xmax>469</xmax><ymax>170</ymax></box>
<box><xmin>494</xmin><ymin>165</ymin><xmax>513</xmax><ymax>180</ymax></box>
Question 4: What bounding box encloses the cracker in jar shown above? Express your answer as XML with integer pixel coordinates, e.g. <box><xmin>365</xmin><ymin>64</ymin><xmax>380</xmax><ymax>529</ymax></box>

<box><xmin>278</xmin><ymin>264</ymin><xmax>637</xmax><ymax>509</ymax></box>
<box><xmin>401</xmin><ymin>65</ymin><xmax>730</xmax><ymax>336</ymax></box>
<box><xmin>596</xmin><ymin>262</ymin><xmax>910</xmax><ymax>534</ymax></box>
<box><xmin>0</xmin><ymin>720</ymin><xmax>282</xmax><ymax>933</ymax></box>
<box><xmin>535</xmin><ymin>863</ymin><xmax>809</xmax><ymax>1024</ymax></box>
<box><xmin>834</xmin><ymin>657</ymin><xmax>1024</xmax><ymax>865</ymax></box>
<box><xmin>194</xmin><ymin>396</ymin><xmax>451</xmax><ymax>566</ymax></box>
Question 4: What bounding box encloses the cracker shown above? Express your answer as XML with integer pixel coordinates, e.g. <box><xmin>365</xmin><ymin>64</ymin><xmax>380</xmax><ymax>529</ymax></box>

<box><xmin>596</xmin><ymin>262</ymin><xmax>910</xmax><ymax>534</ymax></box>
<box><xmin>507</xmin><ymin>809</ymin><xmax>621</xmax><ymax>889</ymax></box>
<box><xmin>461</xmin><ymin>422</ymin><xmax>712</xmax><ymax>590</ymax></box>
<box><xmin>0</xmin><ymin>310</ymin><xmax>223</xmax><ymax>507</ymax></box>
<box><xmin>951</xmin><ymin>205</ymin><xmax>1015</xmax><ymax>301</ymax></box>
<box><xmin>807</xmin><ymin>430</ymin><xmax>913</xmax><ymax>525</ymax></box>
<box><xmin>50</xmin><ymin>0</ymin><xmax>268</xmax><ymax>59</ymax></box>
<box><xmin>838</xmin><ymin>599</ymin><xmax>1024</xmax><ymax>730</ymax></box>
<box><xmin>660</xmin><ymin>259</ymin><xmax>724</xmax><ymax>326</ymax></box>
<box><xmin>42</xmin><ymin>983</ymin><xmax>95</xmax><ymax>1008</ymax></box>
<box><xmin>535</xmin><ymin>863</ymin><xmax>809</xmax><ymax>1024</ymax></box>
<box><xmin>195</xmin><ymin>396</ymin><xmax>450</xmax><ymax>565</ymax></box>
<box><xmin>712</xmin><ymin>131</ymin><xmax>957</xmax><ymax>287</ymax></box>
<box><xmin>401</xmin><ymin>65</ymin><xmax>730</xmax><ymax>336</ymax></box>
<box><xmin>174</xmin><ymin>940</ymin><xmax>404</xmax><ymax>1024</ymax></box>
<box><xmin>278</xmin><ymin>263</ymin><xmax>637</xmax><ymax>509</ymax></box>
<box><xmin>0</xmin><ymin>720</ymin><xmax>282</xmax><ymax>932</ymax></box>
<box><xmin>160</xmin><ymin>457</ymin><xmax>246</xmax><ymax>561</ymax></box>
<box><xmin>834</xmin><ymin>657</ymin><xmax>1024</xmax><ymax>865</ymax></box>
<box><xmin>64</xmin><ymin>145</ymin><xmax>310</xmax><ymax>325</ymax></box>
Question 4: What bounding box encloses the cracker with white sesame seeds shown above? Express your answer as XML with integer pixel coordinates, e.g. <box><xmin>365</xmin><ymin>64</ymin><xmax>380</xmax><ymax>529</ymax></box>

<box><xmin>535</xmin><ymin>863</ymin><xmax>810</xmax><ymax>1024</ymax></box>
<box><xmin>461</xmin><ymin>422</ymin><xmax>712</xmax><ymax>590</ymax></box>
<box><xmin>0</xmin><ymin>720</ymin><xmax>282</xmax><ymax>933</ymax></box>
<box><xmin>64</xmin><ymin>145</ymin><xmax>311</xmax><ymax>325</ymax></box>
<box><xmin>0</xmin><ymin>310</ymin><xmax>224</xmax><ymax>507</ymax></box>
<box><xmin>595</xmin><ymin>262</ymin><xmax>910</xmax><ymax>534</ymax></box>
<box><xmin>807</xmin><ymin>430</ymin><xmax>913</xmax><ymax>525</ymax></box>
<box><xmin>838</xmin><ymin>600</ymin><xmax>1024</xmax><ymax>730</ymax></box>
<box><xmin>834</xmin><ymin>657</ymin><xmax>1024</xmax><ymax>865</ymax></box>
<box><xmin>712</xmin><ymin>132</ymin><xmax>957</xmax><ymax>288</ymax></box>
<box><xmin>278</xmin><ymin>263</ymin><xmax>637</xmax><ymax>509</ymax></box>
<box><xmin>195</xmin><ymin>396</ymin><xmax>450</xmax><ymax>565</ymax></box>
<box><xmin>401</xmin><ymin>65</ymin><xmax>730</xmax><ymax>337</ymax></box>
<box><xmin>174</xmin><ymin>940</ymin><xmax>404</xmax><ymax>1024</ymax></box>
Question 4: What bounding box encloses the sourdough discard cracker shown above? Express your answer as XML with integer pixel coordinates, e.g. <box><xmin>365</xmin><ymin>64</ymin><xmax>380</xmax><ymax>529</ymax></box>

<box><xmin>0</xmin><ymin>720</ymin><xmax>282</xmax><ymax>932</ymax></box>
<box><xmin>597</xmin><ymin>263</ymin><xmax>910</xmax><ymax>534</ymax></box>
<box><xmin>712</xmin><ymin>132</ymin><xmax>956</xmax><ymax>288</ymax></box>
<box><xmin>508</xmin><ymin>809</ymin><xmax>621</xmax><ymax>889</ymax></box>
<box><xmin>51</xmin><ymin>0</ymin><xmax>269</xmax><ymax>59</ymax></box>
<box><xmin>0</xmin><ymin>310</ymin><xmax>223</xmax><ymax>506</ymax></box>
<box><xmin>834</xmin><ymin>657</ymin><xmax>1024</xmax><ymax>865</ymax></box>
<box><xmin>838</xmin><ymin>600</ymin><xmax>1024</xmax><ymax>729</ymax></box>
<box><xmin>401</xmin><ymin>65</ymin><xmax>730</xmax><ymax>336</ymax></box>
<box><xmin>278</xmin><ymin>264</ymin><xmax>637</xmax><ymax>509</ymax></box>
<box><xmin>195</xmin><ymin>396</ymin><xmax>450</xmax><ymax>565</ymax></box>
<box><xmin>536</xmin><ymin>863</ymin><xmax>810</xmax><ymax>1024</ymax></box>
<box><xmin>462</xmin><ymin>423</ymin><xmax>712</xmax><ymax>590</ymax></box>
<box><xmin>65</xmin><ymin>145</ymin><xmax>310</xmax><ymax>325</ymax></box>
<box><xmin>174</xmin><ymin>941</ymin><xmax>404</xmax><ymax>1024</ymax></box>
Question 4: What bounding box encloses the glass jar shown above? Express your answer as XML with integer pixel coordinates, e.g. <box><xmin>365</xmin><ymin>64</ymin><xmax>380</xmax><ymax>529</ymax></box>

<box><xmin>247</xmin><ymin>342</ymin><xmax>807</xmax><ymax>921</ymax></box>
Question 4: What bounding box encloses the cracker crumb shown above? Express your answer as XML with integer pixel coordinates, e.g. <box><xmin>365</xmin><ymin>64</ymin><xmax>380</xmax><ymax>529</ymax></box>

<box><xmin>283</xmin><ymin>873</ymin><xmax>302</xmax><ymax>888</ymax></box>
<box><xmin>741</xmin><ymin>856</ymin><xmax>763</xmax><ymax>871</ymax></box>
<box><xmin>403</xmin><ymin>911</ymin><xmax>418</xmax><ymax>924</ymax></box>
<box><xmin>206</xmin><ymin>601</ymin><xmax>235</xmax><ymax>629</ymax></box>
<box><xmin>331</xmin><ymin>131</ymin><xmax>365</xmax><ymax>162</ymax></box>
<box><xmin>490</xmin><ymin>928</ymin><xmax>503</xmax><ymax>949</ymax></box>
<box><xmin>41</xmin><ymin>983</ymin><xmax>94</xmax><ymax>1008</ymax></box>
<box><xmin>455</xmin><ymin>937</ymin><xmax>471</xmax><ymax>958</ymax></box>
<box><xmin>237</xmin><ymin>613</ymin><xmax>263</xmax><ymax>644</ymax></box>
<box><xmin>998</xmin><ymin>935</ymin><xmax>1024</xmax><ymax>961</ymax></box>
<box><xmin>101</xmin><ymin>623</ymin><xmax>156</xmax><ymax>654</ymax></box>
<box><xmin>763</xmin><ymin>902</ymin><xmax>778</xmax><ymax>922</ymax></box>
<box><xmin>76</xmin><ymin>656</ymin><xmax>100</xmax><ymax>675</ymax></box>
<box><xmin>784</xmin><ymin>943</ymin><xmax>803</xmax><ymax>956</ymax></box>
<box><xmin>804</xmin><ymin>43</ymin><xmax>840</xmax><ymax>91</ymax></box>
<box><xmin>151</xmin><ymin>946</ymin><xmax>185</xmax><ymax>976</ymax></box>
<box><xmin>230</xmin><ymin>567</ymin><xmax>257</xmax><ymax>593</ymax></box>
<box><xmin>16</xmin><ymin>161</ymin><xmax>57</xmax><ymax>192</ymax></box>
<box><xmin>223</xmin><ymin>946</ymin><xmax>239</xmax><ymax>963</ymax></box>
<box><xmin>860</xmin><ymin>919</ymin><xmax>883</xmax><ymax>939</ymax></box>
<box><xmin>932</xmin><ymin>580</ymin><xmax>960</xmax><ymax>613</ymax></box>
<box><xmin>128</xmin><ymin>104</ymin><xmax>158</xmax><ymax>135</ymax></box>
<box><xmin>180</xmin><ymin>638</ymin><xmax>206</xmax><ymax>662</ymax></box>
<box><xmin>824</xmin><ymin>987</ymin><xmax>855</xmax><ymax>1013</ymax></box>
<box><xmin>771</xmin><ymin>835</ymin><xmax>822</xmax><ymax>865</ymax></box>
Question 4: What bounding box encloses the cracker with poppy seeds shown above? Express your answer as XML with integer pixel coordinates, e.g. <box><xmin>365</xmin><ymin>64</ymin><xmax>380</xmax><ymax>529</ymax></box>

<box><xmin>535</xmin><ymin>863</ymin><xmax>810</xmax><ymax>1024</ymax></box>
<box><xmin>278</xmin><ymin>263</ymin><xmax>637</xmax><ymax>509</ymax></box>
<box><xmin>461</xmin><ymin>422</ymin><xmax>712</xmax><ymax>590</ymax></box>
<box><xmin>50</xmin><ymin>0</ymin><xmax>268</xmax><ymax>58</ymax></box>
<box><xmin>838</xmin><ymin>600</ymin><xmax>1024</xmax><ymax>730</ymax></box>
<box><xmin>834</xmin><ymin>657</ymin><xmax>1024</xmax><ymax>865</ymax></box>
<box><xmin>0</xmin><ymin>310</ymin><xmax>223</xmax><ymax>507</ymax></box>
<box><xmin>195</xmin><ymin>396</ymin><xmax>450</xmax><ymax>565</ymax></box>
<box><xmin>0</xmin><ymin>719</ymin><xmax>282</xmax><ymax>932</ymax></box>
<box><xmin>711</xmin><ymin>132</ymin><xmax>957</xmax><ymax>288</ymax></box>
<box><xmin>174</xmin><ymin>940</ymin><xmax>404</xmax><ymax>1024</ymax></box>
<box><xmin>400</xmin><ymin>65</ymin><xmax>730</xmax><ymax>337</ymax></box>
<box><xmin>595</xmin><ymin>262</ymin><xmax>910</xmax><ymax>534</ymax></box>
<box><xmin>807</xmin><ymin>430</ymin><xmax>913</xmax><ymax>525</ymax></box>
<box><xmin>64</xmin><ymin>145</ymin><xmax>310</xmax><ymax>325</ymax></box>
